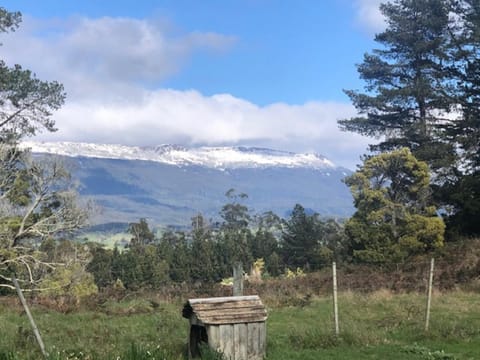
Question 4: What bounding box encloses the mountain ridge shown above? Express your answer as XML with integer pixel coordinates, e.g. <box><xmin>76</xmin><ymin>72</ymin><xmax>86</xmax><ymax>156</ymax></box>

<box><xmin>22</xmin><ymin>141</ymin><xmax>354</xmax><ymax>226</ymax></box>
<box><xmin>21</xmin><ymin>141</ymin><xmax>341</xmax><ymax>170</ymax></box>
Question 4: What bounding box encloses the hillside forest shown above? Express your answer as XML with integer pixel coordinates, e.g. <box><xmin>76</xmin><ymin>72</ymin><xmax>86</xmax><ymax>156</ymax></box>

<box><xmin>1</xmin><ymin>0</ymin><xmax>480</xmax><ymax>300</ymax></box>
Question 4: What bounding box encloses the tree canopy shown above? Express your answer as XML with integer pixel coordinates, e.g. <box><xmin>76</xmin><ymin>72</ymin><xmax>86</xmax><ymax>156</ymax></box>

<box><xmin>339</xmin><ymin>0</ymin><xmax>480</xmax><ymax>237</ymax></box>
<box><xmin>339</xmin><ymin>0</ymin><xmax>455</xmax><ymax>171</ymax></box>
<box><xmin>344</xmin><ymin>148</ymin><xmax>445</xmax><ymax>263</ymax></box>
<box><xmin>0</xmin><ymin>9</ymin><xmax>65</xmax><ymax>143</ymax></box>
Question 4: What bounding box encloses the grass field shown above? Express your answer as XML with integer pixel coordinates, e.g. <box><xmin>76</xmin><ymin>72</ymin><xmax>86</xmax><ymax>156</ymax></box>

<box><xmin>1</xmin><ymin>290</ymin><xmax>479</xmax><ymax>359</ymax></box>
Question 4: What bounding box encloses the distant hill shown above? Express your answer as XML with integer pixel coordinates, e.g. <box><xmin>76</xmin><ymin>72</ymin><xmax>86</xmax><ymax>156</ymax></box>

<box><xmin>25</xmin><ymin>141</ymin><xmax>355</xmax><ymax>227</ymax></box>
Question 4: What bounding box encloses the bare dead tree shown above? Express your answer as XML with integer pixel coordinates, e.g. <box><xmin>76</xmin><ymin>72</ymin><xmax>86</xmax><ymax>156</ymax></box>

<box><xmin>0</xmin><ymin>155</ymin><xmax>89</xmax><ymax>290</ymax></box>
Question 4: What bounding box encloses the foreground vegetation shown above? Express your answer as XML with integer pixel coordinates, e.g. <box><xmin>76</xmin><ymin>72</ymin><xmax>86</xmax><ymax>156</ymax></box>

<box><xmin>3</xmin><ymin>0</ymin><xmax>480</xmax><ymax>307</ymax></box>
<box><xmin>1</xmin><ymin>290</ymin><xmax>479</xmax><ymax>359</ymax></box>
<box><xmin>1</xmin><ymin>2</ymin><xmax>480</xmax><ymax>358</ymax></box>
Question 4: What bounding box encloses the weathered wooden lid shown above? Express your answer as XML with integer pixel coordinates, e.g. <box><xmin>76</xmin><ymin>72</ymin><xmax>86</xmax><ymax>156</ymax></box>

<box><xmin>182</xmin><ymin>295</ymin><xmax>267</xmax><ymax>325</ymax></box>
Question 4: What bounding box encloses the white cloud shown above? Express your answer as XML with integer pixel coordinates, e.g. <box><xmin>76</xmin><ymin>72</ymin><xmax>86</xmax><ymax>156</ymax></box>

<box><xmin>1</xmin><ymin>15</ymin><xmax>236</xmax><ymax>100</ymax></box>
<box><xmin>1</xmin><ymin>15</ymin><xmax>372</xmax><ymax>169</ymax></box>
<box><xmin>34</xmin><ymin>89</ymin><xmax>371</xmax><ymax>169</ymax></box>
<box><xmin>354</xmin><ymin>0</ymin><xmax>386</xmax><ymax>33</ymax></box>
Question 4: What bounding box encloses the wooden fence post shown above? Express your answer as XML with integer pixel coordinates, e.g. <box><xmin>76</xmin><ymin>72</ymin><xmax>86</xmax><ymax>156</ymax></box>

<box><xmin>233</xmin><ymin>262</ymin><xmax>244</xmax><ymax>296</ymax></box>
<box><xmin>332</xmin><ymin>262</ymin><xmax>339</xmax><ymax>336</ymax></box>
<box><xmin>12</xmin><ymin>276</ymin><xmax>47</xmax><ymax>358</ymax></box>
<box><xmin>425</xmin><ymin>258</ymin><xmax>435</xmax><ymax>332</ymax></box>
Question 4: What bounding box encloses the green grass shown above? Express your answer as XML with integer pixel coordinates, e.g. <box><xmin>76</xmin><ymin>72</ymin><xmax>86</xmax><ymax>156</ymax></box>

<box><xmin>265</xmin><ymin>290</ymin><xmax>480</xmax><ymax>359</ymax></box>
<box><xmin>1</xmin><ymin>291</ymin><xmax>479</xmax><ymax>359</ymax></box>
<box><xmin>0</xmin><ymin>299</ymin><xmax>186</xmax><ymax>359</ymax></box>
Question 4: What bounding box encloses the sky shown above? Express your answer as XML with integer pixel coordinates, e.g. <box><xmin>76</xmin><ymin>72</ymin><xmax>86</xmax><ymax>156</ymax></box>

<box><xmin>1</xmin><ymin>0</ymin><xmax>386</xmax><ymax>169</ymax></box>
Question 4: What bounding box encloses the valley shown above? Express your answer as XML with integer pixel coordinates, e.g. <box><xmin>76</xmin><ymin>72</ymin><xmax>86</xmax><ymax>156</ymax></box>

<box><xmin>26</xmin><ymin>142</ymin><xmax>354</xmax><ymax>227</ymax></box>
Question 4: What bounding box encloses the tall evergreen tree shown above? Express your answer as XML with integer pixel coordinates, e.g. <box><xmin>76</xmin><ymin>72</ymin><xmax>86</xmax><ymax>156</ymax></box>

<box><xmin>438</xmin><ymin>0</ymin><xmax>480</xmax><ymax>235</ymax></box>
<box><xmin>190</xmin><ymin>214</ymin><xmax>216</xmax><ymax>283</ymax></box>
<box><xmin>446</xmin><ymin>0</ymin><xmax>480</xmax><ymax>172</ymax></box>
<box><xmin>338</xmin><ymin>0</ymin><xmax>480</xmax><ymax>237</ymax></box>
<box><xmin>339</xmin><ymin>0</ymin><xmax>455</xmax><ymax>172</ymax></box>
<box><xmin>169</xmin><ymin>232</ymin><xmax>191</xmax><ymax>282</ymax></box>
<box><xmin>281</xmin><ymin>204</ymin><xmax>324</xmax><ymax>270</ymax></box>
<box><xmin>86</xmin><ymin>246</ymin><xmax>114</xmax><ymax>288</ymax></box>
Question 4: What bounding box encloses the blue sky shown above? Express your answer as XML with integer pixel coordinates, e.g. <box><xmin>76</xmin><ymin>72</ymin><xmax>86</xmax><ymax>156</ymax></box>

<box><xmin>1</xmin><ymin>0</ymin><xmax>385</xmax><ymax>169</ymax></box>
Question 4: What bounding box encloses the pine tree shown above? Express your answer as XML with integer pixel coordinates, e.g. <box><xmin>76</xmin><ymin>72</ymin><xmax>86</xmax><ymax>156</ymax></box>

<box><xmin>339</xmin><ymin>0</ymin><xmax>456</xmax><ymax>172</ymax></box>
<box><xmin>190</xmin><ymin>214</ymin><xmax>216</xmax><ymax>283</ymax></box>
<box><xmin>281</xmin><ymin>204</ymin><xmax>324</xmax><ymax>270</ymax></box>
<box><xmin>438</xmin><ymin>0</ymin><xmax>480</xmax><ymax>235</ymax></box>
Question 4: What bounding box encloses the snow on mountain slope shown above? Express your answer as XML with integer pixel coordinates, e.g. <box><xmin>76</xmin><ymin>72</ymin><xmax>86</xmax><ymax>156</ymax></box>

<box><xmin>21</xmin><ymin>141</ymin><xmax>336</xmax><ymax>170</ymax></box>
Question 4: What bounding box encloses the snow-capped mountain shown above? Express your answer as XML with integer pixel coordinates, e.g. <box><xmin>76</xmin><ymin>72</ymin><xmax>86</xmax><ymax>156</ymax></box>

<box><xmin>22</xmin><ymin>141</ymin><xmax>336</xmax><ymax>170</ymax></box>
<box><xmin>23</xmin><ymin>141</ymin><xmax>354</xmax><ymax>227</ymax></box>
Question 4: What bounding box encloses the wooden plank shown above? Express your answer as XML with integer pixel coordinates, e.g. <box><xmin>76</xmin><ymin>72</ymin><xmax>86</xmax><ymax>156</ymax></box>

<box><xmin>247</xmin><ymin>323</ymin><xmax>253</xmax><ymax>359</ymax></box>
<box><xmin>192</xmin><ymin>305</ymin><xmax>264</xmax><ymax>314</ymax></box>
<box><xmin>200</xmin><ymin>317</ymin><xmax>267</xmax><ymax>324</ymax></box>
<box><xmin>234</xmin><ymin>323</ymin><xmax>247</xmax><ymax>360</ymax></box>
<box><xmin>220</xmin><ymin>324</ymin><xmax>234</xmax><ymax>360</ymax></box>
<box><xmin>200</xmin><ymin>318</ymin><xmax>267</xmax><ymax>326</ymax></box>
<box><xmin>195</xmin><ymin>309</ymin><xmax>263</xmax><ymax>317</ymax></box>
<box><xmin>195</xmin><ymin>312</ymin><xmax>266</xmax><ymax>321</ymax></box>
<box><xmin>194</xmin><ymin>310</ymin><xmax>266</xmax><ymax>322</ymax></box>
<box><xmin>233</xmin><ymin>263</ymin><xmax>244</xmax><ymax>296</ymax></box>
<box><xmin>192</xmin><ymin>303</ymin><xmax>263</xmax><ymax>312</ymax></box>
<box><xmin>195</xmin><ymin>312</ymin><xmax>266</xmax><ymax>320</ymax></box>
<box><xmin>193</xmin><ymin>307</ymin><xmax>267</xmax><ymax>317</ymax></box>
<box><xmin>233</xmin><ymin>323</ymin><xmax>241</xmax><ymax>360</ymax></box>
<box><xmin>196</xmin><ymin>309</ymin><xmax>267</xmax><ymax>319</ymax></box>
<box><xmin>259</xmin><ymin>322</ymin><xmax>266</xmax><ymax>358</ymax></box>
<box><xmin>187</xmin><ymin>295</ymin><xmax>268</xmax><ymax>326</ymax></box>
<box><xmin>199</xmin><ymin>316</ymin><xmax>267</xmax><ymax>326</ymax></box>
<box><xmin>253</xmin><ymin>322</ymin><xmax>261</xmax><ymax>356</ymax></box>
<box><xmin>192</xmin><ymin>302</ymin><xmax>264</xmax><ymax>311</ymax></box>
<box><xmin>217</xmin><ymin>325</ymin><xmax>225</xmax><ymax>356</ymax></box>
<box><xmin>195</xmin><ymin>307</ymin><xmax>266</xmax><ymax>314</ymax></box>
<box><xmin>247</xmin><ymin>322</ymin><xmax>259</xmax><ymax>359</ymax></box>
<box><xmin>189</xmin><ymin>296</ymin><xmax>260</xmax><ymax>304</ymax></box>
<box><xmin>207</xmin><ymin>325</ymin><xmax>220</xmax><ymax>352</ymax></box>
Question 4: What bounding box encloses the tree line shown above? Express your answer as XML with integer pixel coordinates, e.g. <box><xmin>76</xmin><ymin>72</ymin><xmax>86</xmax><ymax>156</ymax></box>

<box><xmin>86</xmin><ymin>192</ymin><xmax>345</xmax><ymax>290</ymax></box>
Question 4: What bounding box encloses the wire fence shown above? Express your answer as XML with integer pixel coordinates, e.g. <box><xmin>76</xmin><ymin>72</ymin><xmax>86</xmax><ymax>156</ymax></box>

<box><xmin>3</xmin><ymin>256</ymin><xmax>479</xmax><ymax>358</ymax></box>
<box><xmin>93</xmin><ymin>256</ymin><xmax>475</xmax><ymax>301</ymax></box>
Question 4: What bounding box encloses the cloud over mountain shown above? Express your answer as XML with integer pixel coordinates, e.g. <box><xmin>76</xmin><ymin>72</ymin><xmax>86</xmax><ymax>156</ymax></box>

<box><xmin>1</xmin><ymin>14</ymin><xmax>372</xmax><ymax>169</ymax></box>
